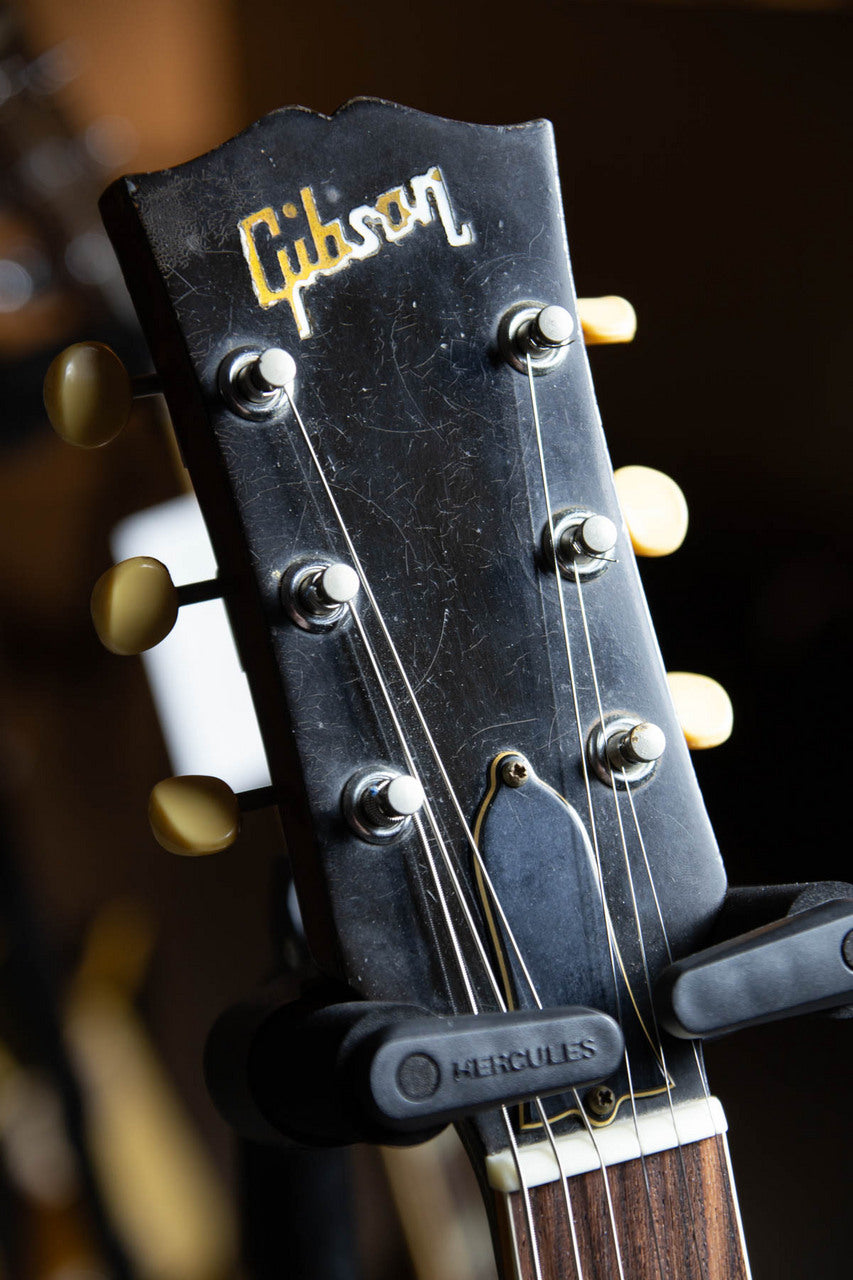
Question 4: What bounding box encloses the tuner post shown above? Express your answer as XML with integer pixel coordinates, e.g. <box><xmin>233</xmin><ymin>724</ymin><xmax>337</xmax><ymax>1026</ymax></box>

<box><xmin>498</xmin><ymin>301</ymin><xmax>574</xmax><ymax>375</ymax></box>
<box><xmin>528</xmin><ymin>304</ymin><xmax>574</xmax><ymax>352</ymax></box>
<box><xmin>219</xmin><ymin>346</ymin><xmax>296</xmax><ymax>419</ymax></box>
<box><xmin>282</xmin><ymin>559</ymin><xmax>360</xmax><ymax>631</ymax></box>
<box><xmin>543</xmin><ymin>508</ymin><xmax>617</xmax><ymax>581</ymax></box>
<box><xmin>588</xmin><ymin>714</ymin><xmax>666</xmax><ymax>788</ymax></box>
<box><xmin>343</xmin><ymin>769</ymin><xmax>425</xmax><ymax>844</ymax></box>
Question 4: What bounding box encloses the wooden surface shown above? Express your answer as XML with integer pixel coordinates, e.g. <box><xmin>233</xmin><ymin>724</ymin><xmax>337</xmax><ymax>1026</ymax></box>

<box><xmin>495</xmin><ymin>1136</ymin><xmax>749</xmax><ymax>1280</ymax></box>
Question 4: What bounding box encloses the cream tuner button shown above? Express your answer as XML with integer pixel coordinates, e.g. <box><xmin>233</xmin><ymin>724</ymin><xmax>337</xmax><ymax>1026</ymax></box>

<box><xmin>577</xmin><ymin>296</ymin><xmax>637</xmax><ymax>345</ymax></box>
<box><xmin>667</xmin><ymin>672</ymin><xmax>734</xmax><ymax>750</ymax></box>
<box><xmin>44</xmin><ymin>342</ymin><xmax>133</xmax><ymax>448</ymax></box>
<box><xmin>149</xmin><ymin>776</ymin><xmax>240</xmax><ymax>856</ymax></box>
<box><xmin>91</xmin><ymin>556</ymin><xmax>179</xmax><ymax>655</ymax></box>
<box><xmin>613</xmin><ymin>465</ymin><xmax>689</xmax><ymax>558</ymax></box>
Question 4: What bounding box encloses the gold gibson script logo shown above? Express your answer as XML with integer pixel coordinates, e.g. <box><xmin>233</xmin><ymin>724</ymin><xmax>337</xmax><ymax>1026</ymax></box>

<box><xmin>238</xmin><ymin>166</ymin><xmax>474</xmax><ymax>339</ymax></box>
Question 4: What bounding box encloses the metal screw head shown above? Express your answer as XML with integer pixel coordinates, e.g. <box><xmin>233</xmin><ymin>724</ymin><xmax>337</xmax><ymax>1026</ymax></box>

<box><xmin>585</xmin><ymin>1084</ymin><xmax>616</xmax><ymax>1118</ymax></box>
<box><xmin>501</xmin><ymin>757</ymin><xmax>529</xmax><ymax>788</ymax></box>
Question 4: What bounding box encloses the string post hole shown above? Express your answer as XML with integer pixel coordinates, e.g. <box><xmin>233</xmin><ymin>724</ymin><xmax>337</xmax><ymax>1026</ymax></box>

<box><xmin>498</xmin><ymin>301</ymin><xmax>574</xmax><ymax>375</ymax></box>
<box><xmin>501</xmin><ymin>755</ymin><xmax>530</xmax><ymax>788</ymax></box>
<box><xmin>219</xmin><ymin>345</ymin><xmax>296</xmax><ymax>419</ymax></box>
<box><xmin>343</xmin><ymin>768</ymin><xmax>425</xmax><ymax>844</ymax></box>
<box><xmin>588</xmin><ymin>714</ymin><xmax>666</xmax><ymax>789</ymax></box>
<box><xmin>543</xmin><ymin>507</ymin><xmax>617</xmax><ymax>581</ymax></box>
<box><xmin>282</xmin><ymin>558</ymin><xmax>359</xmax><ymax>631</ymax></box>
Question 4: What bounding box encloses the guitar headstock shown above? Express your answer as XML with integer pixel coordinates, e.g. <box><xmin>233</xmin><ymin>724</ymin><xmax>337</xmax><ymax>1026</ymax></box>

<box><xmin>47</xmin><ymin>98</ymin><xmax>740</xmax><ymax>1227</ymax></box>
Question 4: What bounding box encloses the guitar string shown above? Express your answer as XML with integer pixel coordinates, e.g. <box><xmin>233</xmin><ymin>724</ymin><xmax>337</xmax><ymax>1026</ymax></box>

<box><xmin>621</xmin><ymin>775</ymin><xmax>752</xmax><ymax>1274</ymax></box>
<box><xmin>525</xmin><ymin>355</ymin><xmax>665</xmax><ymax>1280</ymax></box>
<box><xmin>571</xmin><ymin>573</ymin><xmax>708</xmax><ymax>1278</ymax></box>
<box><xmin>348</xmin><ymin>608</ymin><xmax>555</xmax><ymax>1280</ymax></box>
<box><xmin>284</xmin><ymin>386</ymin><xmax>618</xmax><ymax>1278</ymax></box>
<box><xmin>285</xmin><ymin>385</ymin><xmax>625</xmax><ymax>1278</ymax></box>
<box><xmin>622</xmin><ymin>776</ymin><xmax>717</xmax><ymax>1107</ymax></box>
<box><xmin>349</xmin><ymin>604</ymin><xmax>583</xmax><ymax>1279</ymax></box>
<box><xmin>282</xmin><ymin>391</ymin><xmax>546</xmax><ymax>1004</ymax></box>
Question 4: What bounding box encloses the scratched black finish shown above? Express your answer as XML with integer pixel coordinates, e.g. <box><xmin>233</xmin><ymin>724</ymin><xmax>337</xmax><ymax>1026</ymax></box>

<box><xmin>99</xmin><ymin>100</ymin><xmax>727</xmax><ymax>1160</ymax></box>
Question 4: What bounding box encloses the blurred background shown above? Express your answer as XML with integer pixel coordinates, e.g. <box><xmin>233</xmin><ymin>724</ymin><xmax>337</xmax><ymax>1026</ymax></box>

<box><xmin>0</xmin><ymin>0</ymin><xmax>850</xmax><ymax>1276</ymax></box>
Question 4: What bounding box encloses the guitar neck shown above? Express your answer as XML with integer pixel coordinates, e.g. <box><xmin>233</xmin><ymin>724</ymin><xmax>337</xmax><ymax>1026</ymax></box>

<box><xmin>492</xmin><ymin>1135</ymin><xmax>750</xmax><ymax>1280</ymax></box>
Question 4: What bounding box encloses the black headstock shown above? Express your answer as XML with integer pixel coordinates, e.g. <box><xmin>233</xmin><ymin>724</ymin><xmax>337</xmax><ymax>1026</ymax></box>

<box><xmin>99</xmin><ymin>99</ymin><xmax>727</xmax><ymax>1161</ymax></box>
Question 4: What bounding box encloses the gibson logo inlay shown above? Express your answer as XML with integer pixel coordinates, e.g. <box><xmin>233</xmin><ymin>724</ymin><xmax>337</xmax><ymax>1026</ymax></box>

<box><xmin>238</xmin><ymin>166</ymin><xmax>474</xmax><ymax>339</ymax></box>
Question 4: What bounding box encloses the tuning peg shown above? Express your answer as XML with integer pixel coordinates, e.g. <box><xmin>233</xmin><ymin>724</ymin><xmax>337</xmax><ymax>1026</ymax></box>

<box><xmin>613</xmin><ymin>464</ymin><xmax>688</xmax><ymax>558</ymax></box>
<box><xmin>149</xmin><ymin>776</ymin><xmax>274</xmax><ymax>856</ymax></box>
<box><xmin>149</xmin><ymin>776</ymin><xmax>240</xmax><ymax>856</ymax></box>
<box><xmin>44</xmin><ymin>341</ymin><xmax>160</xmax><ymax>448</ymax></box>
<box><xmin>576</xmin><ymin>296</ymin><xmax>637</xmax><ymax>345</ymax></box>
<box><xmin>666</xmin><ymin>672</ymin><xmax>733</xmax><ymax>750</ymax></box>
<box><xmin>90</xmin><ymin>557</ymin><xmax>220</xmax><ymax>655</ymax></box>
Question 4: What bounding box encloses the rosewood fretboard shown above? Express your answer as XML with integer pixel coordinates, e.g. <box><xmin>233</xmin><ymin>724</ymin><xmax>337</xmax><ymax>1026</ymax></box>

<box><xmin>494</xmin><ymin>1136</ymin><xmax>750</xmax><ymax>1280</ymax></box>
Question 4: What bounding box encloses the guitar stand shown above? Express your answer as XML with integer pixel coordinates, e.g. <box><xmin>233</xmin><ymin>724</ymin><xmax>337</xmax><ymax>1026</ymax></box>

<box><xmin>655</xmin><ymin>880</ymin><xmax>853</xmax><ymax>1038</ymax></box>
<box><xmin>206</xmin><ymin>996</ymin><xmax>624</xmax><ymax>1148</ymax></box>
<box><xmin>208</xmin><ymin>880</ymin><xmax>853</xmax><ymax>1154</ymax></box>
<box><xmin>234</xmin><ymin>861</ymin><xmax>363</xmax><ymax>1280</ymax></box>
